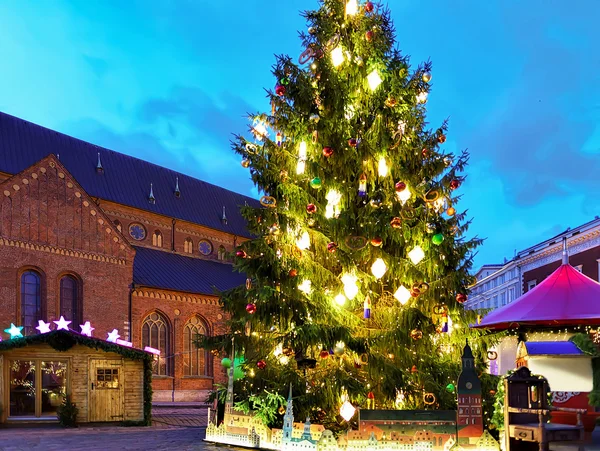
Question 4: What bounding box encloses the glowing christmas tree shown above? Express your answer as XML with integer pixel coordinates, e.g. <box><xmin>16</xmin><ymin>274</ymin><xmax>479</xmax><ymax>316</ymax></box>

<box><xmin>207</xmin><ymin>0</ymin><xmax>489</xmax><ymax>429</ymax></box>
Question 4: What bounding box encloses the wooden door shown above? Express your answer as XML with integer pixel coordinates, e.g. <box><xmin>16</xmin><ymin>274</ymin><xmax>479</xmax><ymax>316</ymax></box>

<box><xmin>88</xmin><ymin>359</ymin><xmax>123</xmax><ymax>422</ymax></box>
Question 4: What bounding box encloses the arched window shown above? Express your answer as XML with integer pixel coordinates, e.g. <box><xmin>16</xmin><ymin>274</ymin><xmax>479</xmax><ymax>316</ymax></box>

<box><xmin>21</xmin><ymin>270</ymin><xmax>42</xmax><ymax>335</ymax></box>
<box><xmin>183</xmin><ymin>316</ymin><xmax>212</xmax><ymax>377</ymax></box>
<box><xmin>60</xmin><ymin>275</ymin><xmax>81</xmax><ymax>325</ymax></box>
<box><xmin>152</xmin><ymin>230</ymin><xmax>163</xmax><ymax>247</ymax></box>
<box><xmin>184</xmin><ymin>238</ymin><xmax>193</xmax><ymax>254</ymax></box>
<box><xmin>113</xmin><ymin>220</ymin><xmax>122</xmax><ymax>232</ymax></box>
<box><xmin>217</xmin><ymin>245</ymin><xmax>226</xmax><ymax>261</ymax></box>
<box><xmin>142</xmin><ymin>312</ymin><xmax>170</xmax><ymax>375</ymax></box>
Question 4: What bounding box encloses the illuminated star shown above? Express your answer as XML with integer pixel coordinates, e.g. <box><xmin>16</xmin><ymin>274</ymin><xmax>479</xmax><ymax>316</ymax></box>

<box><xmin>5</xmin><ymin>323</ymin><xmax>24</xmax><ymax>339</ymax></box>
<box><xmin>79</xmin><ymin>321</ymin><xmax>94</xmax><ymax>337</ymax></box>
<box><xmin>53</xmin><ymin>316</ymin><xmax>72</xmax><ymax>331</ymax></box>
<box><xmin>107</xmin><ymin>329</ymin><xmax>120</xmax><ymax>343</ymax></box>
<box><xmin>35</xmin><ymin>320</ymin><xmax>52</xmax><ymax>334</ymax></box>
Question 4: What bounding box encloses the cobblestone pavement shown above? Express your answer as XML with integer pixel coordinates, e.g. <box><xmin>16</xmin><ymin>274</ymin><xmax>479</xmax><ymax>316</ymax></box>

<box><xmin>152</xmin><ymin>407</ymin><xmax>208</xmax><ymax>428</ymax></box>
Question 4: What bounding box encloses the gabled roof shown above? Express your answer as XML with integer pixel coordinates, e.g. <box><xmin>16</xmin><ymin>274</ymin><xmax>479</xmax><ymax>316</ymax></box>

<box><xmin>475</xmin><ymin>264</ymin><xmax>600</xmax><ymax>330</ymax></box>
<box><xmin>522</xmin><ymin>341</ymin><xmax>584</xmax><ymax>356</ymax></box>
<box><xmin>133</xmin><ymin>246</ymin><xmax>246</xmax><ymax>295</ymax></box>
<box><xmin>0</xmin><ymin>111</ymin><xmax>259</xmax><ymax>238</ymax></box>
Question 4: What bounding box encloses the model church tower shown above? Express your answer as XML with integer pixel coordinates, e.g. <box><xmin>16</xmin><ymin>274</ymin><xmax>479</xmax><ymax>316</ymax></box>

<box><xmin>457</xmin><ymin>341</ymin><xmax>483</xmax><ymax>439</ymax></box>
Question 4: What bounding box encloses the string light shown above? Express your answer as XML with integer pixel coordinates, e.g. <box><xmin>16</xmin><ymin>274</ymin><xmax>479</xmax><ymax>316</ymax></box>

<box><xmin>408</xmin><ymin>245</ymin><xmax>425</xmax><ymax>264</ymax></box>
<box><xmin>367</xmin><ymin>70</ymin><xmax>383</xmax><ymax>91</ymax></box>
<box><xmin>297</xmin><ymin>141</ymin><xmax>307</xmax><ymax>174</ymax></box>
<box><xmin>298</xmin><ymin>279</ymin><xmax>312</xmax><ymax>294</ymax></box>
<box><xmin>331</xmin><ymin>46</ymin><xmax>345</xmax><ymax>67</ymax></box>
<box><xmin>341</xmin><ymin>273</ymin><xmax>359</xmax><ymax>300</ymax></box>
<box><xmin>345</xmin><ymin>0</ymin><xmax>358</xmax><ymax>16</ymax></box>
<box><xmin>396</xmin><ymin>186</ymin><xmax>411</xmax><ymax>204</ymax></box>
<box><xmin>371</xmin><ymin>258</ymin><xmax>387</xmax><ymax>279</ymax></box>
<box><xmin>394</xmin><ymin>285</ymin><xmax>411</xmax><ymax>305</ymax></box>
<box><xmin>325</xmin><ymin>189</ymin><xmax>342</xmax><ymax>218</ymax></box>
<box><xmin>335</xmin><ymin>294</ymin><xmax>347</xmax><ymax>306</ymax></box>
<box><xmin>296</xmin><ymin>230</ymin><xmax>310</xmax><ymax>250</ymax></box>
<box><xmin>377</xmin><ymin>157</ymin><xmax>389</xmax><ymax>177</ymax></box>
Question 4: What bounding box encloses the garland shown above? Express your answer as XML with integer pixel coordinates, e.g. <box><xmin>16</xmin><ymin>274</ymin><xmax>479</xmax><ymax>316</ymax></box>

<box><xmin>570</xmin><ymin>333</ymin><xmax>600</xmax><ymax>407</ymax></box>
<box><xmin>0</xmin><ymin>330</ymin><xmax>153</xmax><ymax>425</ymax></box>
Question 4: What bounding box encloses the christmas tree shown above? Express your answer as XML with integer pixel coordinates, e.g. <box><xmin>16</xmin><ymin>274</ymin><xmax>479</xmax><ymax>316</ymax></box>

<box><xmin>206</xmin><ymin>0</ymin><xmax>490</xmax><ymax>430</ymax></box>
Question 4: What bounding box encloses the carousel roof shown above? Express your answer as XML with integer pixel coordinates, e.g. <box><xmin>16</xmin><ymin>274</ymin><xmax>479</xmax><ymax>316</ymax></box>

<box><xmin>474</xmin><ymin>262</ymin><xmax>600</xmax><ymax>331</ymax></box>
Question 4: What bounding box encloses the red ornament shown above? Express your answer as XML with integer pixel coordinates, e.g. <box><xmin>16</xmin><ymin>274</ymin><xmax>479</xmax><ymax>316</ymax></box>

<box><xmin>348</xmin><ymin>138</ymin><xmax>358</xmax><ymax>147</ymax></box>
<box><xmin>289</xmin><ymin>269</ymin><xmax>298</xmax><ymax>277</ymax></box>
<box><xmin>306</xmin><ymin>203</ymin><xmax>317</xmax><ymax>214</ymax></box>
<box><xmin>456</xmin><ymin>293</ymin><xmax>467</xmax><ymax>304</ymax></box>
<box><xmin>395</xmin><ymin>181</ymin><xmax>406</xmax><ymax>192</ymax></box>
<box><xmin>320</xmin><ymin>350</ymin><xmax>329</xmax><ymax>359</ymax></box>
<box><xmin>257</xmin><ymin>360</ymin><xmax>267</xmax><ymax>370</ymax></box>
<box><xmin>246</xmin><ymin>303</ymin><xmax>257</xmax><ymax>314</ymax></box>
<box><xmin>411</xmin><ymin>365</ymin><xmax>418</xmax><ymax>374</ymax></box>
<box><xmin>365</xmin><ymin>1</ymin><xmax>374</xmax><ymax>12</ymax></box>
<box><xmin>323</xmin><ymin>146</ymin><xmax>334</xmax><ymax>157</ymax></box>
<box><xmin>327</xmin><ymin>242</ymin><xmax>338</xmax><ymax>253</ymax></box>
<box><xmin>236</xmin><ymin>250</ymin><xmax>247</xmax><ymax>258</ymax></box>
<box><xmin>275</xmin><ymin>85</ymin><xmax>286</xmax><ymax>96</ymax></box>
<box><xmin>365</xmin><ymin>30</ymin><xmax>374</xmax><ymax>42</ymax></box>
<box><xmin>367</xmin><ymin>391</ymin><xmax>375</xmax><ymax>399</ymax></box>
<box><xmin>422</xmin><ymin>148</ymin><xmax>429</xmax><ymax>157</ymax></box>
<box><xmin>410</xmin><ymin>289</ymin><xmax>420</xmax><ymax>298</ymax></box>
<box><xmin>438</xmin><ymin>133</ymin><xmax>447</xmax><ymax>143</ymax></box>
<box><xmin>450</xmin><ymin>179</ymin><xmax>461</xmax><ymax>190</ymax></box>
<box><xmin>370</xmin><ymin>237</ymin><xmax>383</xmax><ymax>247</ymax></box>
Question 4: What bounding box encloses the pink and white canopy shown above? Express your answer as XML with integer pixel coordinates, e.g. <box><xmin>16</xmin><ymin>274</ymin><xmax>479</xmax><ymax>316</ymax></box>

<box><xmin>474</xmin><ymin>264</ymin><xmax>600</xmax><ymax>331</ymax></box>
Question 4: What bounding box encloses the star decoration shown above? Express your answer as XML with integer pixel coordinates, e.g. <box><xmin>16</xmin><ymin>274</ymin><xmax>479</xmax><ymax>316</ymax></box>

<box><xmin>107</xmin><ymin>329</ymin><xmax>120</xmax><ymax>343</ymax></box>
<box><xmin>80</xmin><ymin>321</ymin><xmax>94</xmax><ymax>337</ymax></box>
<box><xmin>5</xmin><ymin>323</ymin><xmax>24</xmax><ymax>339</ymax></box>
<box><xmin>36</xmin><ymin>320</ymin><xmax>52</xmax><ymax>334</ymax></box>
<box><xmin>53</xmin><ymin>316</ymin><xmax>72</xmax><ymax>331</ymax></box>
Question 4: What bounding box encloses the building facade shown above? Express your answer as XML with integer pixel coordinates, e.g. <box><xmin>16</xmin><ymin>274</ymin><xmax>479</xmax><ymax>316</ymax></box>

<box><xmin>0</xmin><ymin>111</ymin><xmax>258</xmax><ymax>402</ymax></box>
<box><xmin>464</xmin><ymin>262</ymin><xmax>521</xmax><ymax>312</ymax></box>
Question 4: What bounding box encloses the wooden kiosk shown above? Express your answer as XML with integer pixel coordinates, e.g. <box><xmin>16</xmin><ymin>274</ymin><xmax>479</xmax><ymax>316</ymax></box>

<box><xmin>0</xmin><ymin>330</ymin><xmax>152</xmax><ymax>425</ymax></box>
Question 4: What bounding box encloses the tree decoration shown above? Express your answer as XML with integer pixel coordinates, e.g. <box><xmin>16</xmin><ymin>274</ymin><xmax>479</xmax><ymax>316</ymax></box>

<box><xmin>446</xmin><ymin>383</ymin><xmax>455</xmax><ymax>393</ymax></box>
<box><xmin>236</xmin><ymin>250</ymin><xmax>248</xmax><ymax>258</ymax></box>
<box><xmin>278</xmin><ymin>405</ymin><xmax>286</xmax><ymax>415</ymax></box>
<box><xmin>365</xmin><ymin>30</ymin><xmax>374</xmax><ymax>42</ymax></box>
<box><xmin>322</xmin><ymin>146</ymin><xmax>334</xmax><ymax>157</ymax></box>
<box><xmin>241</xmin><ymin>158</ymin><xmax>250</xmax><ymax>168</ymax></box>
<box><xmin>310</xmin><ymin>177</ymin><xmax>323</xmax><ymax>189</ymax></box>
<box><xmin>432</xmin><ymin>233</ymin><xmax>444</xmax><ymax>245</ymax></box>
<box><xmin>450</xmin><ymin>179</ymin><xmax>461</xmax><ymax>190</ymax></box>
<box><xmin>377</xmin><ymin>157</ymin><xmax>389</xmax><ymax>177</ymax></box>
<box><xmin>334</xmin><ymin>294</ymin><xmax>347</xmax><ymax>306</ymax></box>
<box><xmin>371</xmin><ymin>258</ymin><xmax>387</xmax><ymax>279</ymax></box>
<box><xmin>370</xmin><ymin>237</ymin><xmax>383</xmax><ymax>247</ymax></box>
<box><xmin>446</xmin><ymin>207</ymin><xmax>456</xmax><ymax>216</ymax></box>
<box><xmin>487</xmin><ymin>351</ymin><xmax>498</xmax><ymax>361</ymax></box>
<box><xmin>367</xmin><ymin>70</ymin><xmax>383</xmax><ymax>91</ymax></box>
<box><xmin>358</xmin><ymin>173</ymin><xmax>367</xmax><ymax>197</ymax></box>
<box><xmin>423</xmin><ymin>393</ymin><xmax>436</xmax><ymax>405</ymax></box>
<box><xmin>345</xmin><ymin>235</ymin><xmax>368</xmax><ymax>250</ymax></box>
<box><xmin>331</xmin><ymin>46</ymin><xmax>345</xmax><ymax>67</ymax></box>
<box><xmin>306</xmin><ymin>203</ymin><xmax>317</xmax><ymax>214</ymax></box>
<box><xmin>259</xmin><ymin>196</ymin><xmax>277</xmax><ymax>208</ymax></box>
<box><xmin>395</xmin><ymin>181</ymin><xmax>406</xmax><ymax>192</ymax></box>
<box><xmin>340</xmin><ymin>400</ymin><xmax>356</xmax><ymax>422</ymax></box>
<box><xmin>257</xmin><ymin>360</ymin><xmax>267</xmax><ymax>370</ymax></box>
<box><xmin>410</xmin><ymin>329</ymin><xmax>423</xmax><ymax>340</ymax></box>
<box><xmin>246</xmin><ymin>303</ymin><xmax>257</xmax><ymax>314</ymax></box>
<box><xmin>348</xmin><ymin>138</ymin><xmax>358</xmax><ymax>147</ymax></box>
<box><xmin>364</xmin><ymin>295</ymin><xmax>372</xmax><ymax>319</ymax></box>
<box><xmin>320</xmin><ymin>350</ymin><xmax>330</xmax><ymax>359</ymax></box>
<box><xmin>408</xmin><ymin>245</ymin><xmax>425</xmax><ymax>265</ymax></box>
<box><xmin>438</xmin><ymin>133</ymin><xmax>446</xmax><ymax>143</ymax></box>
<box><xmin>275</xmin><ymin>85</ymin><xmax>286</xmax><ymax>96</ymax></box>
<box><xmin>297</xmin><ymin>141</ymin><xmax>307</xmax><ymax>174</ymax></box>
<box><xmin>276</xmin><ymin>132</ymin><xmax>283</xmax><ymax>146</ymax></box>
<box><xmin>422</xmin><ymin>71</ymin><xmax>432</xmax><ymax>83</ymax></box>
<box><xmin>365</xmin><ymin>1</ymin><xmax>374</xmax><ymax>12</ymax></box>
<box><xmin>394</xmin><ymin>285</ymin><xmax>411</xmax><ymax>305</ymax></box>
<box><xmin>289</xmin><ymin>269</ymin><xmax>298</xmax><ymax>277</ymax></box>
<box><xmin>390</xmin><ymin>217</ymin><xmax>402</xmax><ymax>228</ymax></box>
<box><xmin>456</xmin><ymin>293</ymin><xmax>468</xmax><ymax>304</ymax></box>
<box><xmin>345</xmin><ymin>0</ymin><xmax>358</xmax><ymax>16</ymax></box>
<box><xmin>341</xmin><ymin>273</ymin><xmax>359</xmax><ymax>300</ymax></box>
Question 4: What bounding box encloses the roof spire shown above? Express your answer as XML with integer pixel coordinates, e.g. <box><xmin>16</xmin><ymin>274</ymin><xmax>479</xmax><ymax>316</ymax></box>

<box><xmin>149</xmin><ymin>183</ymin><xmax>156</xmax><ymax>204</ymax></box>
<box><xmin>562</xmin><ymin>236</ymin><xmax>569</xmax><ymax>265</ymax></box>
<box><xmin>96</xmin><ymin>152</ymin><xmax>104</xmax><ymax>173</ymax></box>
<box><xmin>222</xmin><ymin>206</ymin><xmax>228</xmax><ymax>224</ymax></box>
<box><xmin>174</xmin><ymin>176</ymin><xmax>181</xmax><ymax>198</ymax></box>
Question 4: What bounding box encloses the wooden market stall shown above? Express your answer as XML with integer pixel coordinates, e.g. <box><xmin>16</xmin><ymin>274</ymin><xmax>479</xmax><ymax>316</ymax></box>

<box><xmin>0</xmin><ymin>330</ymin><xmax>153</xmax><ymax>425</ymax></box>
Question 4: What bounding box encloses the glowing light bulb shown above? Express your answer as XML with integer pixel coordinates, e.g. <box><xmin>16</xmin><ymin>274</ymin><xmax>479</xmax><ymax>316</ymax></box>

<box><xmin>297</xmin><ymin>141</ymin><xmax>307</xmax><ymax>174</ymax></box>
<box><xmin>335</xmin><ymin>294</ymin><xmax>347</xmax><ymax>306</ymax></box>
<box><xmin>331</xmin><ymin>46</ymin><xmax>345</xmax><ymax>67</ymax></box>
<box><xmin>394</xmin><ymin>285</ymin><xmax>411</xmax><ymax>305</ymax></box>
<box><xmin>396</xmin><ymin>186</ymin><xmax>411</xmax><ymax>204</ymax></box>
<box><xmin>345</xmin><ymin>0</ymin><xmax>358</xmax><ymax>16</ymax></box>
<box><xmin>408</xmin><ymin>245</ymin><xmax>425</xmax><ymax>265</ymax></box>
<box><xmin>273</xmin><ymin>343</ymin><xmax>283</xmax><ymax>356</ymax></box>
<box><xmin>296</xmin><ymin>231</ymin><xmax>310</xmax><ymax>250</ymax></box>
<box><xmin>325</xmin><ymin>189</ymin><xmax>342</xmax><ymax>218</ymax></box>
<box><xmin>417</xmin><ymin>91</ymin><xmax>428</xmax><ymax>104</ymax></box>
<box><xmin>341</xmin><ymin>273</ymin><xmax>359</xmax><ymax>300</ymax></box>
<box><xmin>367</xmin><ymin>70</ymin><xmax>382</xmax><ymax>91</ymax></box>
<box><xmin>340</xmin><ymin>400</ymin><xmax>356</xmax><ymax>421</ymax></box>
<box><xmin>298</xmin><ymin>279</ymin><xmax>312</xmax><ymax>294</ymax></box>
<box><xmin>252</xmin><ymin>119</ymin><xmax>268</xmax><ymax>141</ymax></box>
<box><xmin>371</xmin><ymin>258</ymin><xmax>387</xmax><ymax>279</ymax></box>
<box><xmin>378</xmin><ymin>157</ymin><xmax>389</xmax><ymax>177</ymax></box>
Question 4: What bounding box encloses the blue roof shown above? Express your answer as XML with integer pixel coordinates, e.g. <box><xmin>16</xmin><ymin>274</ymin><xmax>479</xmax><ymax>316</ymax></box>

<box><xmin>133</xmin><ymin>246</ymin><xmax>246</xmax><ymax>295</ymax></box>
<box><xmin>524</xmin><ymin>341</ymin><xmax>584</xmax><ymax>356</ymax></box>
<box><xmin>0</xmin><ymin>111</ymin><xmax>258</xmax><ymax>237</ymax></box>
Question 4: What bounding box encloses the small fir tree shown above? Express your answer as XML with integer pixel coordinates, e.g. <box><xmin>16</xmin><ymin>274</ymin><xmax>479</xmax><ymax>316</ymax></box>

<box><xmin>205</xmin><ymin>0</ymin><xmax>494</xmax><ymax>429</ymax></box>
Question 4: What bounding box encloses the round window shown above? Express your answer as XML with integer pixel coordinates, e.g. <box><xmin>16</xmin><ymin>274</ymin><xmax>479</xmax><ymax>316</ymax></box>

<box><xmin>198</xmin><ymin>239</ymin><xmax>213</xmax><ymax>256</ymax></box>
<box><xmin>128</xmin><ymin>223</ymin><xmax>147</xmax><ymax>241</ymax></box>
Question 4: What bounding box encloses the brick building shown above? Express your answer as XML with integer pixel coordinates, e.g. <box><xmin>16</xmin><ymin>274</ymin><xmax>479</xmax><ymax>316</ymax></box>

<box><xmin>0</xmin><ymin>111</ymin><xmax>258</xmax><ymax>401</ymax></box>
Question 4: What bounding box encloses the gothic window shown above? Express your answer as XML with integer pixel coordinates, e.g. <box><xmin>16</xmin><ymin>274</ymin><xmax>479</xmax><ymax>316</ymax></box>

<box><xmin>113</xmin><ymin>220</ymin><xmax>122</xmax><ymax>232</ymax></box>
<box><xmin>20</xmin><ymin>270</ymin><xmax>42</xmax><ymax>335</ymax></box>
<box><xmin>217</xmin><ymin>245</ymin><xmax>226</xmax><ymax>261</ymax></box>
<box><xmin>183</xmin><ymin>316</ymin><xmax>212</xmax><ymax>377</ymax></box>
<box><xmin>152</xmin><ymin>230</ymin><xmax>163</xmax><ymax>247</ymax></box>
<box><xmin>459</xmin><ymin>408</ymin><xmax>463</xmax><ymax>415</ymax></box>
<box><xmin>184</xmin><ymin>238</ymin><xmax>193</xmax><ymax>254</ymax></box>
<box><xmin>198</xmin><ymin>239</ymin><xmax>213</xmax><ymax>256</ymax></box>
<box><xmin>142</xmin><ymin>312</ymin><xmax>170</xmax><ymax>375</ymax></box>
<box><xmin>60</xmin><ymin>275</ymin><xmax>81</xmax><ymax>325</ymax></box>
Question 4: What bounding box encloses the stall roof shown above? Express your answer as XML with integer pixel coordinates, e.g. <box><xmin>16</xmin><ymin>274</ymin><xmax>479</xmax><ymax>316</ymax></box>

<box><xmin>474</xmin><ymin>263</ymin><xmax>600</xmax><ymax>330</ymax></box>
<box><xmin>523</xmin><ymin>341</ymin><xmax>584</xmax><ymax>356</ymax></box>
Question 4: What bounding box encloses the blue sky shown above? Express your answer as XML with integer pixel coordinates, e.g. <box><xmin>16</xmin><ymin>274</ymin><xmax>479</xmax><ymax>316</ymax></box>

<box><xmin>0</xmin><ymin>1</ymin><xmax>598</xmax><ymax>268</ymax></box>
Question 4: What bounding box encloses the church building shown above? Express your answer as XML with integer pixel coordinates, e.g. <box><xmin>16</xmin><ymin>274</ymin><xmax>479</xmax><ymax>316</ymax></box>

<box><xmin>0</xmin><ymin>111</ymin><xmax>259</xmax><ymax>401</ymax></box>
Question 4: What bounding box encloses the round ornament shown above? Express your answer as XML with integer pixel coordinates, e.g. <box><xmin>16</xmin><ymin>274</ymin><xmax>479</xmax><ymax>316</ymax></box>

<box><xmin>487</xmin><ymin>351</ymin><xmax>498</xmax><ymax>361</ymax></box>
<box><xmin>424</xmin><ymin>189</ymin><xmax>440</xmax><ymax>202</ymax></box>
<box><xmin>365</xmin><ymin>30</ymin><xmax>374</xmax><ymax>42</ymax></box>
<box><xmin>369</xmin><ymin>192</ymin><xmax>383</xmax><ymax>208</ymax></box>
<box><xmin>246</xmin><ymin>303</ymin><xmax>257</xmax><ymax>314</ymax></box>
<box><xmin>410</xmin><ymin>329</ymin><xmax>423</xmax><ymax>340</ymax></box>
<box><xmin>327</xmin><ymin>242</ymin><xmax>338</xmax><ymax>253</ymax></box>
<box><xmin>450</xmin><ymin>179</ymin><xmax>461</xmax><ymax>190</ymax></box>
<box><xmin>411</xmin><ymin>365</ymin><xmax>418</xmax><ymax>374</ymax></box>
<box><xmin>289</xmin><ymin>269</ymin><xmax>298</xmax><ymax>277</ymax></box>
<box><xmin>278</xmin><ymin>406</ymin><xmax>286</xmax><ymax>415</ymax></box>
<box><xmin>446</xmin><ymin>207</ymin><xmax>456</xmax><ymax>217</ymax></box>
<box><xmin>423</xmin><ymin>393</ymin><xmax>436</xmax><ymax>405</ymax></box>
<box><xmin>432</xmin><ymin>233</ymin><xmax>444</xmax><ymax>245</ymax></box>
<box><xmin>275</xmin><ymin>85</ymin><xmax>286</xmax><ymax>96</ymax></box>
<box><xmin>221</xmin><ymin>358</ymin><xmax>232</xmax><ymax>369</ymax></box>
<box><xmin>438</xmin><ymin>133</ymin><xmax>446</xmax><ymax>143</ymax></box>
<box><xmin>395</xmin><ymin>181</ymin><xmax>406</xmax><ymax>192</ymax></box>
<box><xmin>306</xmin><ymin>204</ymin><xmax>317</xmax><ymax>214</ymax></box>
<box><xmin>280</xmin><ymin>77</ymin><xmax>290</xmax><ymax>86</ymax></box>
<box><xmin>359</xmin><ymin>354</ymin><xmax>369</xmax><ymax>365</ymax></box>
<box><xmin>390</xmin><ymin>217</ymin><xmax>402</xmax><ymax>229</ymax></box>
<box><xmin>310</xmin><ymin>177</ymin><xmax>323</xmax><ymax>189</ymax></box>
<box><xmin>308</xmin><ymin>26</ymin><xmax>316</xmax><ymax>35</ymax></box>
<box><xmin>241</xmin><ymin>158</ymin><xmax>250</xmax><ymax>168</ymax></box>
<box><xmin>348</xmin><ymin>138</ymin><xmax>358</xmax><ymax>147</ymax></box>
<box><xmin>269</xmin><ymin>224</ymin><xmax>280</xmax><ymax>235</ymax></box>
<box><xmin>446</xmin><ymin>383</ymin><xmax>455</xmax><ymax>393</ymax></box>
<box><xmin>345</xmin><ymin>235</ymin><xmax>368</xmax><ymax>250</ymax></box>
<box><xmin>323</xmin><ymin>146</ymin><xmax>334</xmax><ymax>157</ymax></box>
<box><xmin>320</xmin><ymin>350</ymin><xmax>330</xmax><ymax>359</ymax></box>
<box><xmin>365</xmin><ymin>1</ymin><xmax>374</xmax><ymax>12</ymax></box>
<box><xmin>236</xmin><ymin>250</ymin><xmax>247</xmax><ymax>258</ymax></box>
<box><xmin>422</xmin><ymin>148</ymin><xmax>429</xmax><ymax>158</ymax></box>
<box><xmin>456</xmin><ymin>293</ymin><xmax>467</xmax><ymax>304</ymax></box>
<box><xmin>260</xmin><ymin>196</ymin><xmax>277</xmax><ymax>208</ymax></box>
<box><xmin>370</xmin><ymin>237</ymin><xmax>383</xmax><ymax>247</ymax></box>
<box><xmin>257</xmin><ymin>360</ymin><xmax>267</xmax><ymax>370</ymax></box>
<box><xmin>422</xmin><ymin>71</ymin><xmax>432</xmax><ymax>83</ymax></box>
<box><xmin>385</xmin><ymin>97</ymin><xmax>397</xmax><ymax>107</ymax></box>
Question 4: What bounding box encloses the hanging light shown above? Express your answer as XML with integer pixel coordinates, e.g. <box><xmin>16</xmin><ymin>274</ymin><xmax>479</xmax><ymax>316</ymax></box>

<box><xmin>394</xmin><ymin>285</ymin><xmax>411</xmax><ymax>305</ymax></box>
<box><xmin>325</xmin><ymin>189</ymin><xmax>342</xmax><ymax>218</ymax></box>
<box><xmin>367</xmin><ymin>70</ymin><xmax>383</xmax><ymax>91</ymax></box>
<box><xmin>298</xmin><ymin>279</ymin><xmax>312</xmax><ymax>294</ymax></box>
<box><xmin>331</xmin><ymin>46</ymin><xmax>345</xmax><ymax>67</ymax></box>
<box><xmin>416</xmin><ymin>91</ymin><xmax>428</xmax><ymax>104</ymax></box>
<box><xmin>297</xmin><ymin>141</ymin><xmax>307</xmax><ymax>174</ymax></box>
<box><xmin>408</xmin><ymin>245</ymin><xmax>425</xmax><ymax>265</ymax></box>
<box><xmin>335</xmin><ymin>294</ymin><xmax>347</xmax><ymax>306</ymax></box>
<box><xmin>340</xmin><ymin>401</ymin><xmax>356</xmax><ymax>421</ymax></box>
<box><xmin>296</xmin><ymin>231</ymin><xmax>310</xmax><ymax>250</ymax></box>
<box><xmin>345</xmin><ymin>0</ymin><xmax>358</xmax><ymax>16</ymax></box>
<box><xmin>341</xmin><ymin>273</ymin><xmax>359</xmax><ymax>300</ymax></box>
<box><xmin>396</xmin><ymin>186</ymin><xmax>411</xmax><ymax>204</ymax></box>
<box><xmin>377</xmin><ymin>157</ymin><xmax>389</xmax><ymax>177</ymax></box>
<box><xmin>371</xmin><ymin>258</ymin><xmax>387</xmax><ymax>280</ymax></box>
<box><xmin>252</xmin><ymin>119</ymin><xmax>268</xmax><ymax>141</ymax></box>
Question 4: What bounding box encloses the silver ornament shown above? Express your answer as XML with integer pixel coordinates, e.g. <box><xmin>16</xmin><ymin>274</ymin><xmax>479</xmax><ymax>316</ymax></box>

<box><xmin>308</xmin><ymin>27</ymin><xmax>316</xmax><ymax>35</ymax></box>
<box><xmin>422</xmin><ymin>71</ymin><xmax>432</xmax><ymax>83</ymax></box>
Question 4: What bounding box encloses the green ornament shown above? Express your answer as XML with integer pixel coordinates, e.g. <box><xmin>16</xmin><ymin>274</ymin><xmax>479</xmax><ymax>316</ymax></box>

<box><xmin>221</xmin><ymin>358</ymin><xmax>231</xmax><ymax>369</ymax></box>
<box><xmin>432</xmin><ymin>233</ymin><xmax>444</xmax><ymax>245</ymax></box>
<box><xmin>280</xmin><ymin>77</ymin><xmax>290</xmax><ymax>86</ymax></box>
<box><xmin>446</xmin><ymin>383</ymin><xmax>455</xmax><ymax>393</ymax></box>
<box><xmin>310</xmin><ymin>177</ymin><xmax>322</xmax><ymax>189</ymax></box>
<box><xmin>233</xmin><ymin>355</ymin><xmax>246</xmax><ymax>380</ymax></box>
